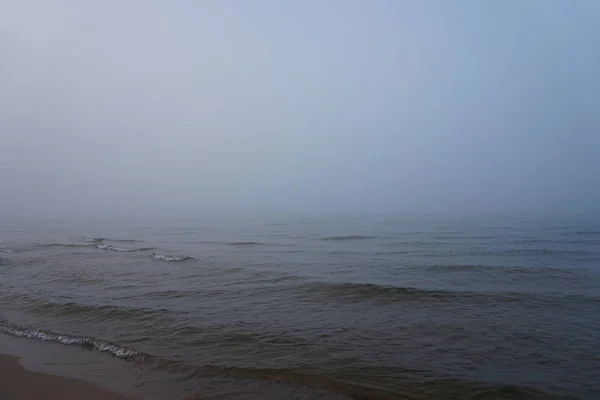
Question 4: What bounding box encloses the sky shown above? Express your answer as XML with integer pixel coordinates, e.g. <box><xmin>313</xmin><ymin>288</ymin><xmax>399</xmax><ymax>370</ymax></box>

<box><xmin>1</xmin><ymin>0</ymin><xmax>599</xmax><ymax>217</ymax></box>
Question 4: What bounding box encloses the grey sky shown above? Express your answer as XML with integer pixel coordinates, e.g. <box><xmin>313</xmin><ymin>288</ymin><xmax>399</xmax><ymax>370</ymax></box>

<box><xmin>1</xmin><ymin>0</ymin><xmax>599</xmax><ymax>217</ymax></box>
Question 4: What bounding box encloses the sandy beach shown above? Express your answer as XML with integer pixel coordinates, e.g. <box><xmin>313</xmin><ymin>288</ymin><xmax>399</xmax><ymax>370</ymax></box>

<box><xmin>0</xmin><ymin>355</ymin><xmax>126</xmax><ymax>400</ymax></box>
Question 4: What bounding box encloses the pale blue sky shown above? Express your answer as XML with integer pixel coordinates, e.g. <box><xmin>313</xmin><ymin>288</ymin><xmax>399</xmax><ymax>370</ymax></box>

<box><xmin>1</xmin><ymin>1</ymin><xmax>599</xmax><ymax>216</ymax></box>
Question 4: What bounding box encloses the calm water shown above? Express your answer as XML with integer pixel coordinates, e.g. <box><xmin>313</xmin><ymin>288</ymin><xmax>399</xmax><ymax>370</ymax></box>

<box><xmin>0</xmin><ymin>215</ymin><xmax>599</xmax><ymax>399</ymax></box>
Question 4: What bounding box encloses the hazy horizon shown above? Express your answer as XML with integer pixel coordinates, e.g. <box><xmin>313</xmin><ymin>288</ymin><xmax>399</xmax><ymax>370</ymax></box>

<box><xmin>2</xmin><ymin>1</ymin><xmax>599</xmax><ymax>217</ymax></box>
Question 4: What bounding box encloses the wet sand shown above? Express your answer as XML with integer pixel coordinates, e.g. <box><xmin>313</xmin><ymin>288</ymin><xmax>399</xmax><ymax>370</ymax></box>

<box><xmin>0</xmin><ymin>355</ymin><xmax>127</xmax><ymax>400</ymax></box>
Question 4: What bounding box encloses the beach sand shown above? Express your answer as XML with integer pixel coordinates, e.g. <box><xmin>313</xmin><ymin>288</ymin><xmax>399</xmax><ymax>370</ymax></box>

<box><xmin>0</xmin><ymin>354</ymin><xmax>127</xmax><ymax>400</ymax></box>
<box><xmin>0</xmin><ymin>333</ymin><xmax>188</xmax><ymax>400</ymax></box>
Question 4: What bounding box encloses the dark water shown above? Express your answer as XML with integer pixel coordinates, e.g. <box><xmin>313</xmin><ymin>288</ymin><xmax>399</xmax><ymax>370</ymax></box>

<box><xmin>0</xmin><ymin>215</ymin><xmax>599</xmax><ymax>399</ymax></box>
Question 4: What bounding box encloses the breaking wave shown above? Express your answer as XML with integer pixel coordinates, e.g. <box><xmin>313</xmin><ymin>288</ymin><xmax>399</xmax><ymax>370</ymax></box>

<box><xmin>151</xmin><ymin>252</ymin><xmax>193</xmax><ymax>262</ymax></box>
<box><xmin>0</xmin><ymin>321</ymin><xmax>137</xmax><ymax>358</ymax></box>
<box><xmin>85</xmin><ymin>237</ymin><xmax>105</xmax><ymax>242</ymax></box>
<box><xmin>95</xmin><ymin>243</ymin><xmax>154</xmax><ymax>252</ymax></box>
<box><xmin>0</xmin><ymin>320</ymin><xmax>556</xmax><ymax>400</ymax></box>
<box><xmin>86</xmin><ymin>237</ymin><xmax>141</xmax><ymax>243</ymax></box>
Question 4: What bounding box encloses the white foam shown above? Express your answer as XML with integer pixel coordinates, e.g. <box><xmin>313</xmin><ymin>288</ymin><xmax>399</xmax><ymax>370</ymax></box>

<box><xmin>85</xmin><ymin>237</ymin><xmax>105</xmax><ymax>242</ymax></box>
<box><xmin>151</xmin><ymin>252</ymin><xmax>190</xmax><ymax>262</ymax></box>
<box><xmin>0</xmin><ymin>324</ymin><xmax>137</xmax><ymax>358</ymax></box>
<box><xmin>95</xmin><ymin>244</ymin><xmax>152</xmax><ymax>252</ymax></box>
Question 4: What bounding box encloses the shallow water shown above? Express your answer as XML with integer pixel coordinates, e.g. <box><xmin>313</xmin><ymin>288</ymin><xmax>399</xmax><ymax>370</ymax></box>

<box><xmin>0</xmin><ymin>215</ymin><xmax>598</xmax><ymax>399</ymax></box>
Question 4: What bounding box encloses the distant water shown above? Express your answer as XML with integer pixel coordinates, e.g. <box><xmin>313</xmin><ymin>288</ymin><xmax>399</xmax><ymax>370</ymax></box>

<box><xmin>0</xmin><ymin>216</ymin><xmax>599</xmax><ymax>399</ymax></box>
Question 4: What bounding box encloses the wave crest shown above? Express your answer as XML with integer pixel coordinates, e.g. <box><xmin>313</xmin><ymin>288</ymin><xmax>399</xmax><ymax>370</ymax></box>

<box><xmin>0</xmin><ymin>321</ymin><xmax>561</xmax><ymax>400</ymax></box>
<box><xmin>305</xmin><ymin>282</ymin><xmax>458</xmax><ymax>303</ymax></box>
<box><xmin>0</xmin><ymin>293</ymin><xmax>170</xmax><ymax>322</ymax></box>
<box><xmin>87</xmin><ymin>237</ymin><xmax>141</xmax><ymax>243</ymax></box>
<box><xmin>0</xmin><ymin>322</ymin><xmax>137</xmax><ymax>358</ymax></box>
<box><xmin>423</xmin><ymin>264</ymin><xmax>579</xmax><ymax>276</ymax></box>
<box><xmin>95</xmin><ymin>244</ymin><xmax>153</xmax><ymax>252</ymax></box>
<box><xmin>84</xmin><ymin>237</ymin><xmax>105</xmax><ymax>242</ymax></box>
<box><xmin>320</xmin><ymin>235</ymin><xmax>377</xmax><ymax>241</ymax></box>
<box><xmin>33</xmin><ymin>243</ymin><xmax>91</xmax><ymax>249</ymax></box>
<box><xmin>469</xmin><ymin>248</ymin><xmax>593</xmax><ymax>257</ymax></box>
<box><xmin>302</xmin><ymin>282</ymin><xmax>600</xmax><ymax>307</ymax></box>
<box><xmin>151</xmin><ymin>252</ymin><xmax>192</xmax><ymax>262</ymax></box>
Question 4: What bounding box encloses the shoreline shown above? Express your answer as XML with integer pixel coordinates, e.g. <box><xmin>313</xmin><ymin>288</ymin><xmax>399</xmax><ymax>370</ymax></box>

<box><xmin>0</xmin><ymin>354</ymin><xmax>127</xmax><ymax>400</ymax></box>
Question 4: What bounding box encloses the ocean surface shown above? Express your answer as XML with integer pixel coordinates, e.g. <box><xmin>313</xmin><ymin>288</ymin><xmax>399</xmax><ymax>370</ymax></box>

<box><xmin>0</xmin><ymin>215</ymin><xmax>598</xmax><ymax>400</ymax></box>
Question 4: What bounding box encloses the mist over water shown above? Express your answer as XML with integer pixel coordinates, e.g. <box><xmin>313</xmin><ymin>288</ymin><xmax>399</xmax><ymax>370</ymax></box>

<box><xmin>1</xmin><ymin>1</ymin><xmax>600</xmax><ymax>399</ymax></box>
<box><xmin>1</xmin><ymin>1</ymin><xmax>600</xmax><ymax>217</ymax></box>
<box><xmin>0</xmin><ymin>216</ymin><xmax>599</xmax><ymax>399</ymax></box>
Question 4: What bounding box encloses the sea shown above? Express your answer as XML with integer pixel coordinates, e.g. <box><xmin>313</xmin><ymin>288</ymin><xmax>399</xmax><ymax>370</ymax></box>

<box><xmin>0</xmin><ymin>215</ymin><xmax>598</xmax><ymax>400</ymax></box>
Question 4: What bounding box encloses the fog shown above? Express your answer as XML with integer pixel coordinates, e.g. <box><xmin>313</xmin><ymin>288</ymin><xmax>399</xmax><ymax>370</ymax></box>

<box><xmin>1</xmin><ymin>1</ymin><xmax>599</xmax><ymax>217</ymax></box>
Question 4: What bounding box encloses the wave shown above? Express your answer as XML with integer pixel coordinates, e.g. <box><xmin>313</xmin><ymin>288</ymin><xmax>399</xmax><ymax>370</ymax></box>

<box><xmin>84</xmin><ymin>237</ymin><xmax>105</xmax><ymax>242</ymax></box>
<box><xmin>193</xmin><ymin>241</ymin><xmax>265</xmax><ymax>246</ymax></box>
<box><xmin>28</xmin><ymin>243</ymin><xmax>92</xmax><ymax>250</ymax></box>
<box><xmin>151</xmin><ymin>252</ymin><xmax>193</xmax><ymax>262</ymax></box>
<box><xmin>0</xmin><ymin>322</ymin><xmax>137</xmax><ymax>358</ymax></box>
<box><xmin>425</xmin><ymin>264</ymin><xmax>489</xmax><ymax>272</ymax></box>
<box><xmin>0</xmin><ymin>321</ymin><xmax>562</xmax><ymax>400</ymax></box>
<box><xmin>304</xmin><ymin>282</ymin><xmax>462</xmax><ymax>303</ymax></box>
<box><xmin>563</xmin><ymin>230</ymin><xmax>600</xmax><ymax>236</ymax></box>
<box><xmin>0</xmin><ymin>248</ymin><xmax>12</xmax><ymax>253</ymax></box>
<box><xmin>302</xmin><ymin>282</ymin><xmax>600</xmax><ymax>306</ymax></box>
<box><xmin>0</xmin><ymin>293</ymin><xmax>170</xmax><ymax>321</ymax></box>
<box><xmin>468</xmin><ymin>248</ymin><xmax>594</xmax><ymax>257</ymax></box>
<box><xmin>171</xmin><ymin>324</ymin><xmax>309</xmax><ymax>348</ymax></box>
<box><xmin>423</xmin><ymin>264</ymin><xmax>577</xmax><ymax>275</ymax></box>
<box><xmin>95</xmin><ymin>243</ymin><xmax>153</xmax><ymax>252</ymax></box>
<box><xmin>320</xmin><ymin>235</ymin><xmax>377</xmax><ymax>241</ymax></box>
<box><xmin>86</xmin><ymin>237</ymin><xmax>141</xmax><ymax>243</ymax></box>
<box><xmin>37</xmin><ymin>243</ymin><xmax>90</xmax><ymax>248</ymax></box>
